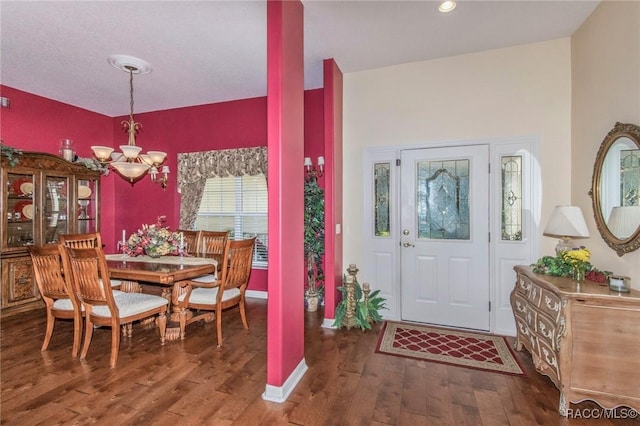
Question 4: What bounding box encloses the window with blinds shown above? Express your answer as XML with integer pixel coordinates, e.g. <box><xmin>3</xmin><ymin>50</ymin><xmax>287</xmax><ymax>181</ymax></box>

<box><xmin>195</xmin><ymin>174</ymin><xmax>268</xmax><ymax>267</ymax></box>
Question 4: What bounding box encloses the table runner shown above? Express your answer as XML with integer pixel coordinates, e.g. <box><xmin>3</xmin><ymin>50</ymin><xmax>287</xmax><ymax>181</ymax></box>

<box><xmin>105</xmin><ymin>254</ymin><xmax>217</xmax><ymax>267</ymax></box>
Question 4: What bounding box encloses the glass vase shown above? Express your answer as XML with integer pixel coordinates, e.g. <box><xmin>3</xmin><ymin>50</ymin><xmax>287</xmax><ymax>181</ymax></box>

<box><xmin>573</xmin><ymin>266</ymin><xmax>585</xmax><ymax>282</ymax></box>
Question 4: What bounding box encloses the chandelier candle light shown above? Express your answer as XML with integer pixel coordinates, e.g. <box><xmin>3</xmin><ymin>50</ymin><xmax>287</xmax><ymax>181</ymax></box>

<box><xmin>91</xmin><ymin>55</ymin><xmax>169</xmax><ymax>188</ymax></box>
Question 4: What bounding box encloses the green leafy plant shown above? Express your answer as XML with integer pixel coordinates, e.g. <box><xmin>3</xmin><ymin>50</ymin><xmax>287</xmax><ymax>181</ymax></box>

<box><xmin>73</xmin><ymin>156</ymin><xmax>109</xmax><ymax>175</ymax></box>
<box><xmin>334</xmin><ymin>274</ymin><xmax>387</xmax><ymax>331</ymax></box>
<box><xmin>1</xmin><ymin>141</ymin><xmax>23</xmax><ymax>166</ymax></box>
<box><xmin>304</xmin><ymin>177</ymin><xmax>325</xmax><ymax>296</ymax></box>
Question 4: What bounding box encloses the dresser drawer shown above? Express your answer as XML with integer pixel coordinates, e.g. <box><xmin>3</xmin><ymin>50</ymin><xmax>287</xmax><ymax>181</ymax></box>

<box><xmin>539</xmin><ymin>288</ymin><xmax>562</xmax><ymax>320</ymax></box>
<box><xmin>538</xmin><ymin>339</ymin><xmax>560</xmax><ymax>385</ymax></box>
<box><xmin>514</xmin><ymin>314</ymin><xmax>537</xmax><ymax>354</ymax></box>
<box><xmin>536</xmin><ymin>311</ymin><xmax>558</xmax><ymax>350</ymax></box>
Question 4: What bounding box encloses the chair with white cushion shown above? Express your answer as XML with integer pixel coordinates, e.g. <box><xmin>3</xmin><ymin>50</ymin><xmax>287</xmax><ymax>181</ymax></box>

<box><xmin>28</xmin><ymin>244</ymin><xmax>83</xmax><ymax>358</ymax></box>
<box><xmin>64</xmin><ymin>246</ymin><xmax>168</xmax><ymax>368</ymax></box>
<box><xmin>173</xmin><ymin>237</ymin><xmax>255</xmax><ymax>346</ymax></box>
<box><xmin>60</xmin><ymin>232</ymin><xmax>122</xmax><ymax>289</ymax></box>
<box><xmin>177</xmin><ymin>230</ymin><xmax>200</xmax><ymax>256</ymax></box>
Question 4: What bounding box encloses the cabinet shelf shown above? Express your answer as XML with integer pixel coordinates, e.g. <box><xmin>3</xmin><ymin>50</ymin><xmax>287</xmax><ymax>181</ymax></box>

<box><xmin>2</xmin><ymin>152</ymin><xmax>101</xmax><ymax>317</ymax></box>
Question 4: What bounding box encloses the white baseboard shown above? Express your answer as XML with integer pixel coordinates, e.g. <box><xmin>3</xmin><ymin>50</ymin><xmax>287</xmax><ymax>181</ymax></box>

<box><xmin>246</xmin><ymin>290</ymin><xmax>268</xmax><ymax>300</ymax></box>
<box><xmin>262</xmin><ymin>358</ymin><xmax>308</xmax><ymax>403</ymax></box>
<box><xmin>322</xmin><ymin>318</ymin><xmax>337</xmax><ymax>329</ymax></box>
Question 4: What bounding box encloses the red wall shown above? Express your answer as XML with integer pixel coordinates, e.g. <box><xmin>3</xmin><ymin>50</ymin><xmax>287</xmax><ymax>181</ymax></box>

<box><xmin>1</xmin><ymin>85</ymin><xmax>325</xmax><ymax>293</ymax></box>
<box><xmin>266</xmin><ymin>0</ymin><xmax>306</xmax><ymax>390</ymax></box>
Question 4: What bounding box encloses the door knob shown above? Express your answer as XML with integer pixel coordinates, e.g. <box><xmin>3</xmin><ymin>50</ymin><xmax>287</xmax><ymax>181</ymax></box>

<box><xmin>402</xmin><ymin>242</ymin><xmax>415</xmax><ymax>247</ymax></box>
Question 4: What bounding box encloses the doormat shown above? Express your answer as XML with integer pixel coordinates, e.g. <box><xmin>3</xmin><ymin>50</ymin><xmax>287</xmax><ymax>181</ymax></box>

<box><xmin>376</xmin><ymin>322</ymin><xmax>525</xmax><ymax>376</ymax></box>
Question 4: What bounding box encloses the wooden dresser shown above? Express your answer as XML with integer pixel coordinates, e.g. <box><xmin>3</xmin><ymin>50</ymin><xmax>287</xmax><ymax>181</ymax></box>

<box><xmin>511</xmin><ymin>265</ymin><xmax>640</xmax><ymax>416</ymax></box>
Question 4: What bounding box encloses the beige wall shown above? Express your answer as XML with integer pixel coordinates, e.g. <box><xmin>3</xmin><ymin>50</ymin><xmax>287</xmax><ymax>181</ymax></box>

<box><xmin>343</xmin><ymin>39</ymin><xmax>573</xmax><ymax>278</ymax></box>
<box><xmin>572</xmin><ymin>1</ymin><xmax>640</xmax><ymax>288</ymax></box>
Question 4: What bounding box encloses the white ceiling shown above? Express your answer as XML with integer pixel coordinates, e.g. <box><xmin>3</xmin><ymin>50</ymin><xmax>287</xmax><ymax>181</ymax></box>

<box><xmin>1</xmin><ymin>1</ymin><xmax>600</xmax><ymax>117</ymax></box>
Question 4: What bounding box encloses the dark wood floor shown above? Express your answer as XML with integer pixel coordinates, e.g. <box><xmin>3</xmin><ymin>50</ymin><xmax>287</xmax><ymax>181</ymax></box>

<box><xmin>1</xmin><ymin>299</ymin><xmax>636</xmax><ymax>425</ymax></box>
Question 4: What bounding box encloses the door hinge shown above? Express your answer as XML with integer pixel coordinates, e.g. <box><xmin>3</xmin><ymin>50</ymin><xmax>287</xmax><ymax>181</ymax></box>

<box><xmin>489</xmin><ymin>301</ymin><xmax>491</xmax><ymax>312</ymax></box>
<box><xmin>488</xmin><ymin>162</ymin><xmax>491</xmax><ymax>174</ymax></box>
<box><xmin>488</xmin><ymin>232</ymin><xmax>491</xmax><ymax>243</ymax></box>
<box><xmin>396</xmin><ymin>158</ymin><xmax>401</xmax><ymax>166</ymax></box>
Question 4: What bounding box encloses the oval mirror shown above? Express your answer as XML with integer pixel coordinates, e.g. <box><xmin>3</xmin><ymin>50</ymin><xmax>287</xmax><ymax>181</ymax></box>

<box><xmin>590</xmin><ymin>122</ymin><xmax>640</xmax><ymax>256</ymax></box>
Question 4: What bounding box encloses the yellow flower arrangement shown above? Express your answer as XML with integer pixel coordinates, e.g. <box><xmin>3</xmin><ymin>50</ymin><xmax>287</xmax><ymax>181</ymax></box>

<box><xmin>561</xmin><ymin>247</ymin><xmax>591</xmax><ymax>281</ymax></box>
<box><xmin>561</xmin><ymin>247</ymin><xmax>590</xmax><ymax>265</ymax></box>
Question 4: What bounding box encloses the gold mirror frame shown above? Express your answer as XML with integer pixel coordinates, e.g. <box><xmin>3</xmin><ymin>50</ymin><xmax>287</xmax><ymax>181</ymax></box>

<box><xmin>590</xmin><ymin>122</ymin><xmax>640</xmax><ymax>256</ymax></box>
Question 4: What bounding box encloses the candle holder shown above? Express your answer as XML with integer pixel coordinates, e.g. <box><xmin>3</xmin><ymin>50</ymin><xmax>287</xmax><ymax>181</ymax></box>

<box><xmin>59</xmin><ymin>139</ymin><xmax>75</xmax><ymax>162</ymax></box>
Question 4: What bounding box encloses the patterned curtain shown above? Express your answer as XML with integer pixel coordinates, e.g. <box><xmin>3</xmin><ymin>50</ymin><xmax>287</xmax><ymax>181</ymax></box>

<box><xmin>177</xmin><ymin>146</ymin><xmax>267</xmax><ymax>229</ymax></box>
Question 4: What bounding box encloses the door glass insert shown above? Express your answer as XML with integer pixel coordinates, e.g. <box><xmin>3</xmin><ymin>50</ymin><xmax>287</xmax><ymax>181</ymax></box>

<box><xmin>621</xmin><ymin>149</ymin><xmax>639</xmax><ymax>206</ymax></box>
<box><xmin>374</xmin><ymin>162</ymin><xmax>390</xmax><ymax>236</ymax></box>
<box><xmin>501</xmin><ymin>155</ymin><xmax>522</xmax><ymax>241</ymax></box>
<box><xmin>417</xmin><ymin>159</ymin><xmax>469</xmax><ymax>240</ymax></box>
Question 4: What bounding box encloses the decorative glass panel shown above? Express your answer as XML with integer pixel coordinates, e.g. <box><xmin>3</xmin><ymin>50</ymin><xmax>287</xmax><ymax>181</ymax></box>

<box><xmin>44</xmin><ymin>176</ymin><xmax>70</xmax><ymax>243</ymax></box>
<box><xmin>76</xmin><ymin>178</ymin><xmax>98</xmax><ymax>234</ymax></box>
<box><xmin>417</xmin><ymin>159</ymin><xmax>469</xmax><ymax>240</ymax></box>
<box><xmin>501</xmin><ymin>156</ymin><xmax>522</xmax><ymax>241</ymax></box>
<box><xmin>621</xmin><ymin>149</ymin><xmax>639</xmax><ymax>206</ymax></box>
<box><xmin>6</xmin><ymin>173</ymin><xmax>35</xmax><ymax>247</ymax></box>
<box><xmin>374</xmin><ymin>163</ymin><xmax>391</xmax><ymax>236</ymax></box>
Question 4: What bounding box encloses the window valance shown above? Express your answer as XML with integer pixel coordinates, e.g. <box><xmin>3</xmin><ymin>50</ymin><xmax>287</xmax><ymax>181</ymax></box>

<box><xmin>177</xmin><ymin>146</ymin><xmax>267</xmax><ymax>229</ymax></box>
<box><xmin>177</xmin><ymin>146</ymin><xmax>267</xmax><ymax>190</ymax></box>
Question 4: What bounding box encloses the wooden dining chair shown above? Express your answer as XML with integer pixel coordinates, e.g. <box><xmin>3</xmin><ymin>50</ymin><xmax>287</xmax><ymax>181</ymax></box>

<box><xmin>198</xmin><ymin>230</ymin><xmax>228</xmax><ymax>263</ymax></box>
<box><xmin>64</xmin><ymin>246</ymin><xmax>169</xmax><ymax>368</ymax></box>
<box><xmin>177</xmin><ymin>230</ymin><xmax>200</xmax><ymax>256</ymax></box>
<box><xmin>28</xmin><ymin>244</ymin><xmax>83</xmax><ymax>358</ymax></box>
<box><xmin>173</xmin><ymin>237</ymin><xmax>255</xmax><ymax>346</ymax></box>
<box><xmin>59</xmin><ymin>232</ymin><xmax>103</xmax><ymax>248</ymax></box>
<box><xmin>60</xmin><ymin>232</ymin><xmax>122</xmax><ymax>289</ymax></box>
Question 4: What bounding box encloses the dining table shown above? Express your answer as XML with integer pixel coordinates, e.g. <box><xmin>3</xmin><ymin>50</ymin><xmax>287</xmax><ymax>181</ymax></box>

<box><xmin>105</xmin><ymin>254</ymin><xmax>218</xmax><ymax>340</ymax></box>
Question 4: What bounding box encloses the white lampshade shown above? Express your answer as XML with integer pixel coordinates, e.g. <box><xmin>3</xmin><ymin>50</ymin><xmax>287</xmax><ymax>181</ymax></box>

<box><xmin>111</xmin><ymin>161</ymin><xmax>150</xmax><ymax>181</ymax></box>
<box><xmin>91</xmin><ymin>146</ymin><xmax>114</xmax><ymax>162</ymax></box>
<box><xmin>147</xmin><ymin>151</ymin><xmax>167</xmax><ymax>165</ymax></box>
<box><xmin>304</xmin><ymin>157</ymin><xmax>313</xmax><ymax>167</ymax></box>
<box><xmin>607</xmin><ymin>206</ymin><xmax>640</xmax><ymax>239</ymax></box>
<box><xmin>543</xmin><ymin>206</ymin><xmax>590</xmax><ymax>253</ymax></box>
<box><xmin>120</xmin><ymin>145</ymin><xmax>142</xmax><ymax>159</ymax></box>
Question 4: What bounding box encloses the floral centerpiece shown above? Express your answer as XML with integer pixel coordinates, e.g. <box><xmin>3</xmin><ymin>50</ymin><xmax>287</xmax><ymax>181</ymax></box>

<box><xmin>532</xmin><ymin>246</ymin><xmax>611</xmax><ymax>283</ymax></box>
<box><xmin>124</xmin><ymin>216</ymin><xmax>181</xmax><ymax>258</ymax></box>
<box><xmin>561</xmin><ymin>247</ymin><xmax>591</xmax><ymax>281</ymax></box>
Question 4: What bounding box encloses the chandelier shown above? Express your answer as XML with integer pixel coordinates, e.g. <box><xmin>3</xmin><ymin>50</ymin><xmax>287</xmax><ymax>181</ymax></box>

<box><xmin>91</xmin><ymin>55</ymin><xmax>169</xmax><ymax>188</ymax></box>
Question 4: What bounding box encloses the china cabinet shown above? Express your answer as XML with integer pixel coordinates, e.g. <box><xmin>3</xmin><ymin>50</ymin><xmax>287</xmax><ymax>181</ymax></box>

<box><xmin>511</xmin><ymin>265</ymin><xmax>640</xmax><ymax>416</ymax></box>
<box><xmin>1</xmin><ymin>151</ymin><xmax>101</xmax><ymax>316</ymax></box>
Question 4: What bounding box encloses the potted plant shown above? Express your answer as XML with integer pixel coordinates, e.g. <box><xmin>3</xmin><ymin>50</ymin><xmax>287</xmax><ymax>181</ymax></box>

<box><xmin>304</xmin><ymin>177</ymin><xmax>325</xmax><ymax>311</ymax></box>
<box><xmin>333</xmin><ymin>266</ymin><xmax>386</xmax><ymax>330</ymax></box>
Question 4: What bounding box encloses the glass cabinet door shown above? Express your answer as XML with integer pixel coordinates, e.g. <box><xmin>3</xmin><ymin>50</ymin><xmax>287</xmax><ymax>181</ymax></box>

<box><xmin>76</xmin><ymin>178</ymin><xmax>98</xmax><ymax>234</ymax></box>
<box><xmin>43</xmin><ymin>175</ymin><xmax>70</xmax><ymax>244</ymax></box>
<box><xmin>6</xmin><ymin>173</ymin><xmax>36</xmax><ymax>247</ymax></box>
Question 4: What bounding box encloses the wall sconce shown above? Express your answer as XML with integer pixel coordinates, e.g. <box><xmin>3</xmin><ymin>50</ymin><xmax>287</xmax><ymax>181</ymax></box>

<box><xmin>150</xmin><ymin>165</ymin><xmax>170</xmax><ymax>190</ymax></box>
<box><xmin>304</xmin><ymin>156</ymin><xmax>324</xmax><ymax>179</ymax></box>
<box><xmin>543</xmin><ymin>205</ymin><xmax>590</xmax><ymax>253</ymax></box>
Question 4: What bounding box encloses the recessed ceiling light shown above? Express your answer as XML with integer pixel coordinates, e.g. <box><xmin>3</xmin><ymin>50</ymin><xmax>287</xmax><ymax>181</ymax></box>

<box><xmin>439</xmin><ymin>1</ymin><xmax>457</xmax><ymax>13</ymax></box>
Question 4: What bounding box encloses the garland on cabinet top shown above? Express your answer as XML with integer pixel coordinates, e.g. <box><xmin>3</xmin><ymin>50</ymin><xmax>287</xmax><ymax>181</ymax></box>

<box><xmin>0</xmin><ymin>141</ymin><xmax>108</xmax><ymax>175</ymax></box>
<box><xmin>0</xmin><ymin>141</ymin><xmax>22</xmax><ymax>166</ymax></box>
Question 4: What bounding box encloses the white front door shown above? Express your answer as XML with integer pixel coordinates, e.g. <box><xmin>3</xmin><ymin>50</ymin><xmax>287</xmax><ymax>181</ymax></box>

<box><xmin>400</xmin><ymin>145</ymin><xmax>490</xmax><ymax>330</ymax></box>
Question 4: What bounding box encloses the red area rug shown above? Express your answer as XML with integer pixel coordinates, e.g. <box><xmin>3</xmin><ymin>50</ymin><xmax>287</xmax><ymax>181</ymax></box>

<box><xmin>376</xmin><ymin>322</ymin><xmax>525</xmax><ymax>376</ymax></box>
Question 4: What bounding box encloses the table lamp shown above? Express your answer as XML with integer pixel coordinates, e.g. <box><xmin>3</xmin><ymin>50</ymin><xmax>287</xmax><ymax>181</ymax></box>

<box><xmin>607</xmin><ymin>206</ymin><xmax>640</xmax><ymax>239</ymax></box>
<box><xmin>543</xmin><ymin>206</ymin><xmax>590</xmax><ymax>253</ymax></box>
